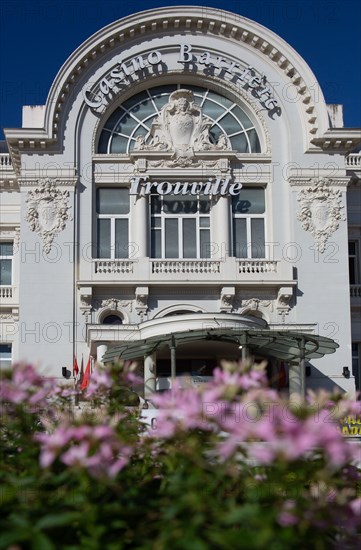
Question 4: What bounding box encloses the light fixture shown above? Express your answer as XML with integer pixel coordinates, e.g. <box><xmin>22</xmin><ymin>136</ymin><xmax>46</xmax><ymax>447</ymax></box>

<box><xmin>342</xmin><ymin>366</ymin><xmax>350</xmax><ymax>379</ymax></box>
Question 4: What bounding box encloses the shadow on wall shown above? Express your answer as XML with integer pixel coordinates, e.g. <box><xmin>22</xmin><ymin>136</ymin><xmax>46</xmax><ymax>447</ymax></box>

<box><xmin>306</xmin><ymin>364</ymin><xmax>352</xmax><ymax>394</ymax></box>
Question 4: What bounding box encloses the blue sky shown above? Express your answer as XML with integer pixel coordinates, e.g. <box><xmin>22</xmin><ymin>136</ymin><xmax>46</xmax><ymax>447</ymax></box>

<box><xmin>0</xmin><ymin>0</ymin><xmax>360</xmax><ymax>139</ymax></box>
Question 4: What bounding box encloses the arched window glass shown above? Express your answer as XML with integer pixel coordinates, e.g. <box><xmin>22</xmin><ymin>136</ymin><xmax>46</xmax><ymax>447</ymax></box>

<box><xmin>102</xmin><ymin>314</ymin><xmax>123</xmax><ymax>325</ymax></box>
<box><xmin>98</xmin><ymin>85</ymin><xmax>260</xmax><ymax>154</ymax></box>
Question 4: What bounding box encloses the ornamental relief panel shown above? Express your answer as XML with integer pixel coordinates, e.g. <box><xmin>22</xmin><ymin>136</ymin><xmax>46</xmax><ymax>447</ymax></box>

<box><xmin>296</xmin><ymin>179</ymin><xmax>345</xmax><ymax>253</ymax></box>
<box><xmin>25</xmin><ymin>179</ymin><xmax>72</xmax><ymax>254</ymax></box>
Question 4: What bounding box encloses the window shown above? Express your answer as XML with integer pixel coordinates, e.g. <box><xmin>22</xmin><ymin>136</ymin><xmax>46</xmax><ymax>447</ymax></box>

<box><xmin>151</xmin><ymin>194</ymin><xmax>210</xmax><ymax>258</ymax></box>
<box><xmin>98</xmin><ymin>85</ymin><xmax>260</xmax><ymax>154</ymax></box>
<box><xmin>0</xmin><ymin>242</ymin><xmax>13</xmax><ymax>285</ymax></box>
<box><xmin>96</xmin><ymin>189</ymin><xmax>129</xmax><ymax>258</ymax></box>
<box><xmin>352</xmin><ymin>342</ymin><xmax>360</xmax><ymax>394</ymax></box>
<box><xmin>349</xmin><ymin>241</ymin><xmax>359</xmax><ymax>284</ymax></box>
<box><xmin>102</xmin><ymin>315</ymin><xmax>123</xmax><ymax>325</ymax></box>
<box><xmin>232</xmin><ymin>188</ymin><xmax>266</xmax><ymax>258</ymax></box>
<box><xmin>0</xmin><ymin>344</ymin><xmax>12</xmax><ymax>369</ymax></box>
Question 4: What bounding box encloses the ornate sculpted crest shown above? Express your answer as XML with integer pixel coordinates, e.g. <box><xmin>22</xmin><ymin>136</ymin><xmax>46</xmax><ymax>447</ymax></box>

<box><xmin>25</xmin><ymin>179</ymin><xmax>72</xmax><ymax>254</ymax></box>
<box><xmin>134</xmin><ymin>89</ymin><xmax>231</xmax><ymax>159</ymax></box>
<box><xmin>296</xmin><ymin>179</ymin><xmax>345</xmax><ymax>253</ymax></box>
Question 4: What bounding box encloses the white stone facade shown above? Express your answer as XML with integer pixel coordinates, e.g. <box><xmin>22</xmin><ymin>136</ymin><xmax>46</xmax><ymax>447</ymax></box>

<box><xmin>0</xmin><ymin>7</ymin><xmax>360</xmax><ymax>395</ymax></box>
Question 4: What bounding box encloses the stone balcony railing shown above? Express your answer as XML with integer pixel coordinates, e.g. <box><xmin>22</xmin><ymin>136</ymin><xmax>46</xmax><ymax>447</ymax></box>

<box><xmin>152</xmin><ymin>259</ymin><xmax>221</xmax><ymax>274</ymax></box>
<box><xmin>350</xmin><ymin>285</ymin><xmax>361</xmax><ymax>298</ymax></box>
<box><xmin>89</xmin><ymin>257</ymin><xmax>293</xmax><ymax>284</ymax></box>
<box><xmin>0</xmin><ymin>153</ymin><xmax>12</xmax><ymax>168</ymax></box>
<box><xmin>94</xmin><ymin>260</ymin><xmax>134</xmax><ymax>274</ymax></box>
<box><xmin>345</xmin><ymin>153</ymin><xmax>361</xmax><ymax>169</ymax></box>
<box><xmin>0</xmin><ymin>286</ymin><xmax>14</xmax><ymax>298</ymax></box>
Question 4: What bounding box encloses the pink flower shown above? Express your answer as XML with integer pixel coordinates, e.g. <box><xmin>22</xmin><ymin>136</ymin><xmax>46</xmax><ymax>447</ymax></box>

<box><xmin>61</xmin><ymin>442</ymin><xmax>90</xmax><ymax>467</ymax></box>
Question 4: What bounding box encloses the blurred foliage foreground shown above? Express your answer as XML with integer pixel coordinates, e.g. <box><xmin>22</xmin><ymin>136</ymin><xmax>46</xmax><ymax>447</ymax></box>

<box><xmin>0</xmin><ymin>361</ymin><xmax>360</xmax><ymax>550</ymax></box>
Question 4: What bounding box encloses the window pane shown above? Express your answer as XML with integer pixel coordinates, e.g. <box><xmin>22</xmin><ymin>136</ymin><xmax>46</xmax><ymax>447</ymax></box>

<box><xmin>0</xmin><ymin>344</ymin><xmax>12</xmax><ymax>369</ymax></box>
<box><xmin>232</xmin><ymin>189</ymin><xmax>265</xmax><ymax>214</ymax></box>
<box><xmin>151</xmin><ymin>195</ymin><xmax>161</xmax><ymax>214</ymax></box>
<box><xmin>115</xmin><ymin>219</ymin><xmax>129</xmax><ymax>259</ymax></box>
<box><xmin>231</xmin><ymin>105</ymin><xmax>253</xmax><ymax>129</ymax></box>
<box><xmin>97</xmin><ymin>219</ymin><xmax>110</xmax><ymax>258</ymax></box>
<box><xmin>199</xmin><ymin>198</ymin><xmax>210</xmax><ymax>214</ymax></box>
<box><xmin>163</xmin><ymin>196</ymin><xmax>197</xmax><ymax>214</ymax></box>
<box><xmin>97</xmin><ymin>189</ymin><xmax>129</xmax><ymax>214</ymax></box>
<box><xmin>349</xmin><ymin>242</ymin><xmax>356</xmax><ymax>255</ymax></box>
<box><xmin>349</xmin><ymin>258</ymin><xmax>356</xmax><ymax>284</ymax></box>
<box><xmin>165</xmin><ymin>219</ymin><xmax>179</xmax><ymax>258</ymax></box>
<box><xmin>202</xmin><ymin>100</ymin><xmax>223</xmax><ymax>121</ymax></box>
<box><xmin>0</xmin><ymin>243</ymin><xmax>13</xmax><ymax>255</ymax></box>
<box><xmin>247</xmin><ymin>128</ymin><xmax>261</xmax><ymax>153</ymax></box>
<box><xmin>0</xmin><ymin>260</ymin><xmax>11</xmax><ymax>285</ymax></box>
<box><xmin>206</xmin><ymin>91</ymin><xmax>233</xmax><ymax>109</ymax></box>
<box><xmin>233</xmin><ymin>219</ymin><xmax>247</xmax><ymax>257</ymax></box>
<box><xmin>218</xmin><ymin>112</ymin><xmax>242</xmax><ymax>135</ymax></box>
<box><xmin>183</xmin><ymin>219</ymin><xmax>197</xmax><ymax>258</ymax></box>
<box><xmin>200</xmin><ymin>217</ymin><xmax>210</xmax><ymax>227</ymax></box>
<box><xmin>230</xmin><ymin>134</ymin><xmax>248</xmax><ymax>153</ymax></box>
<box><xmin>109</xmin><ymin>135</ymin><xmax>128</xmax><ymax>154</ymax></box>
<box><xmin>200</xmin><ymin>229</ymin><xmax>211</xmax><ymax>258</ymax></box>
<box><xmin>114</xmin><ymin>111</ymin><xmax>138</xmax><ymax>135</ymax></box>
<box><xmin>251</xmin><ymin>219</ymin><xmax>265</xmax><ymax>258</ymax></box>
<box><xmin>151</xmin><ymin>228</ymin><xmax>161</xmax><ymax>258</ymax></box>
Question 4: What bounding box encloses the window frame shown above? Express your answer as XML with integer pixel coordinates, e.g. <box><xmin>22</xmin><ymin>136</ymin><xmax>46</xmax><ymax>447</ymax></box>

<box><xmin>150</xmin><ymin>193</ymin><xmax>211</xmax><ymax>259</ymax></box>
<box><xmin>231</xmin><ymin>187</ymin><xmax>267</xmax><ymax>259</ymax></box>
<box><xmin>349</xmin><ymin>240</ymin><xmax>360</xmax><ymax>285</ymax></box>
<box><xmin>0</xmin><ymin>343</ymin><xmax>12</xmax><ymax>369</ymax></box>
<box><xmin>95</xmin><ymin>187</ymin><xmax>130</xmax><ymax>260</ymax></box>
<box><xmin>0</xmin><ymin>241</ymin><xmax>13</xmax><ymax>286</ymax></box>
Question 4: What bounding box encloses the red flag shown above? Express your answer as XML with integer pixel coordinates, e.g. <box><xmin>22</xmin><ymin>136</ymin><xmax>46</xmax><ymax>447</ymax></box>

<box><xmin>73</xmin><ymin>355</ymin><xmax>79</xmax><ymax>377</ymax></box>
<box><xmin>80</xmin><ymin>356</ymin><xmax>91</xmax><ymax>391</ymax></box>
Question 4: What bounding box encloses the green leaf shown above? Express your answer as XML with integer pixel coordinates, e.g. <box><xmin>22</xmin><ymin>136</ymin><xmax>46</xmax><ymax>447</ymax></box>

<box><xmin>31</xmin><ymin>531</ymin><xmax>56</xmax><ymax>550</ymax></box>
<box><xmin>37</xmin><ymin>512</ymin><xmax>80</xmax><ymax>530</ymax></box>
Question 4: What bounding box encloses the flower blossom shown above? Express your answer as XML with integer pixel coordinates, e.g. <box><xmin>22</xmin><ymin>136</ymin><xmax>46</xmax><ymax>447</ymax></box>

<box><xmin>35</xmin><ymin>423</ymin><xmax>133</xmax><ymax>478</ymax></box>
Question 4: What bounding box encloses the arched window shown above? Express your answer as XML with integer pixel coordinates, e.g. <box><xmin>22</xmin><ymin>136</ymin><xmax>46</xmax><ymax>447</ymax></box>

<box><xmin>102</xmin><ymin>314</ymin><xmax>123</xmax><ymax>325</ymax></box>
<box><xmin>98</xmin><ymin>85</ymin><xmax>260</xmax><ymax>154</ymax></box>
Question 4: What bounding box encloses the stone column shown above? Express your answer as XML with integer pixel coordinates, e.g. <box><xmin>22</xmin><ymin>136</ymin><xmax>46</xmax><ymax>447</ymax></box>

<box><xmin>130</xmin><ymin>193</ymin><xmax>148</xmax><ymax>258</ymax></box>
<box><xmin>144</xmin><ymin>353</ymin><xmax>156</xmax><ymax>398</ymax></box>
<box><xmin>96</xmin><ymin>344</ymin><xmax>108</xmax><ymax>365</ymax></box>
<box><xmin>211</xmin><ymin>196</ymin><xmax>230</xmax><ymax>259</ymax></box>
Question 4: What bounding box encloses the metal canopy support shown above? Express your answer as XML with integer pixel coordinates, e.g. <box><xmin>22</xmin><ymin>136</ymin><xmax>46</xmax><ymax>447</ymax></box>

<box><xmin>169</xmin><ymin>335</ymin><xmax>176</xmax><ymax>380</ymax></box>
<box><xmin>144</xmin><ymin>353</ymin><xmax>156</xmax><ymax>398</ymax></box>
<box><xmin>289</xmin><ymin>336</ymin><xmax>306</xmax><ymax>401</ymax></box>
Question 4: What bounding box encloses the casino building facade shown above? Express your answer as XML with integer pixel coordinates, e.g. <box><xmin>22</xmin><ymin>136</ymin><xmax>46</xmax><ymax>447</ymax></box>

<box><xmin>1</xmin><ymin>6</ymin><xmax>360</xmax><ymax>397</ymax></box>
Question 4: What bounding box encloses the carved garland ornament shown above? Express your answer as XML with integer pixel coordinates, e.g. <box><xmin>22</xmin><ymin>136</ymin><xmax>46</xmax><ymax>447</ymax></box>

<box><xmin>297</xmin><ymin>179</ymin><xmax>345</xmax><ymax>253</ymax></box>
<box><xmin>25</xmin><ymin>179</ymin><xmax>72</xmax><ymax>254</ymax></box>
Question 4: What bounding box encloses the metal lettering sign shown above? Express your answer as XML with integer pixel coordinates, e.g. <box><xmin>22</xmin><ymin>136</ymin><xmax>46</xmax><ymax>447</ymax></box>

<box><xmin>129</xmin><ymin>176</ymin><xmax>242</xmax><ymax>196</ymax></box>
<box><xmin>83</xmin><ymin>45</ymin><xmax>280</xmax><ymax>116</ymax></box>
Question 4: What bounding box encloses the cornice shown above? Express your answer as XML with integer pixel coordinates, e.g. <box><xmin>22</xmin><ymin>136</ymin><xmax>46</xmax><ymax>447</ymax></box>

<box><xmin>310</xmin><ymin>129</ymin><xmax>361</xmax><ymax>152</ymax></box>
<box><xmin>289</xmin><ymin>176</ymin><xmax>350</xmax><ymax>188</ymax></box>
<box><xmin>18</xmin><ymin>177</ymin><xmax>78</xmax><ymax>188</ymax></box>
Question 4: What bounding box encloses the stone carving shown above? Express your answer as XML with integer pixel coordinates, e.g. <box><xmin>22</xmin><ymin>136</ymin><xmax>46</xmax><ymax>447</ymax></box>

<box><xmin>93</xmin><ymin>298</ymin><xmax>133</xmax><ymax>312</ymax></box>
<box><xmin>134</xmin><ymin>89</ymin><xmax>231</xmax><ymax>158</ymax></box>
<box><xmin>242</xmin><ymin>298</ymin><xmax>272</xmax><ymax>311</ymax></box>
<box><xmin>297</xmin><ymin>179</ymin><xmax>345</xmax><ymax>252</ymax></box>
<box><xmin>276</xmin><ymin>287</ymin><xmax>293</xmax><ymax>322</ymax></box>
<box><xmin>220</xmin><ymin>286</ymin><xmax>235</xmax><ymax>312</ymax></box>
<box><xmin>135</xmin><ymin>287</ymin><xmax>149</xmax><ymax>319</ymax></box>
<box><xmin>25</xmin><ymin>179</ymin><xmax>72</xmax><ymax>254</ymax></box>
<box><xmin>146</xmin><ymin>157</ymin><xmax>225</xmax><ymax>169</ymax></box>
